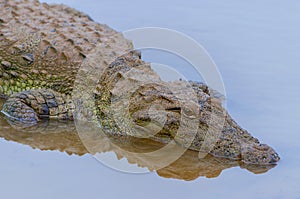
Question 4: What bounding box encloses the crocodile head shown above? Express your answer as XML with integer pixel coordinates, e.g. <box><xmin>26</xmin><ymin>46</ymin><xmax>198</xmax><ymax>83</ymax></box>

<box><xmin>241</xmin><ymin>143</ymin><xmax>280</xmax><ymax>165</ymax></box>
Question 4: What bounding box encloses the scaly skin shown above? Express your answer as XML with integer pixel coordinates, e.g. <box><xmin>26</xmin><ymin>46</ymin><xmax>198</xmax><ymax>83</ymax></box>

<box><xmin>0</xmin><ymin>0</ymin><xmax>280</xmax><ymax>165</ymax></box>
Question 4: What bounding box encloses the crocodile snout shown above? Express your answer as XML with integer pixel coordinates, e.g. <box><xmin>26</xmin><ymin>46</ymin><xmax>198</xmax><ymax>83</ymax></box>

<box><xmin>241</xmin><ymin>144</ymin><xmax>280</xmax><ymax>165</ymax></box>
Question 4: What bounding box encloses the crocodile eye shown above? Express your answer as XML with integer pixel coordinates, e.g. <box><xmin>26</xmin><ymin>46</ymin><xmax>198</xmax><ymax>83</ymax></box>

<box><xmin>22</xmin><ymin>54</ymin><xmax>34</xmax><ymax>65</ymax></box>
<box><xmin>182</xmin><ymin>106</ymin><xmax>197</xmax><ymax>119</ymax></box>
<box><xmin>1</xmin><ymin>61</ymin><xmax>12</xmax><ymax>70</ymax></box>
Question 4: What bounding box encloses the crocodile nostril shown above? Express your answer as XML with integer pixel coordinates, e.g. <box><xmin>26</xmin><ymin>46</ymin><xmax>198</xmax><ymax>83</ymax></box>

<box><xmin>273</xmin><ymin>153</ymin><xmax>280</xmax><ymax>162</ymax></box>
<box><xmin>269</xmin><ymin>156</ymin><xmax>276</xmax><ymax>164</ymax></box>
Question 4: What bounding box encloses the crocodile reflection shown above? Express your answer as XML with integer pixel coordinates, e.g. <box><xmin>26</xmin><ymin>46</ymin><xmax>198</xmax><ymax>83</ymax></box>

<box><xmin>0</xmin><ymin>100</ymin><xmax>275</xmax><ymax>181</ymax></box>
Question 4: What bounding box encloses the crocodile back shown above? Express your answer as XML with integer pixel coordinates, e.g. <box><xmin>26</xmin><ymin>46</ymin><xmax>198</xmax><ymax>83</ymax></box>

<box><xmin>0</xmin><ymin>0</ymin><xmax>132</xmax><ymax>96</ymax></box>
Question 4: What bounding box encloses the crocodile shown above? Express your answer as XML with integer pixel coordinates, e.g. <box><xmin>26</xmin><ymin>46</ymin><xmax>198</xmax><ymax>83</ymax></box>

<box><xmin>0</xmin><ymin>0</ymin><xmax>280</xmax><ymax>165</ymax></box>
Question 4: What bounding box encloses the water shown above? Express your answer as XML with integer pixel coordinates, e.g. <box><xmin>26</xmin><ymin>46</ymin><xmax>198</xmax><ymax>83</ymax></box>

<box><xmin>1</xmin><ymin>0</ymin><xmax>300</xmax><ymax>198</ymax></box>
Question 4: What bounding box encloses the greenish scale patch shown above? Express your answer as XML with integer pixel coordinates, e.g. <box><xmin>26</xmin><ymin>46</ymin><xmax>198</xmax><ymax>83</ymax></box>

<box><xmin>0</xmin><ymin>62</ymin><xmax>69</xmax><ymax>96</ymax></box>
<box><xmin>0</xmin><ymin>78</ymin><xmax>41</xmax><ymax>96</ymax></box>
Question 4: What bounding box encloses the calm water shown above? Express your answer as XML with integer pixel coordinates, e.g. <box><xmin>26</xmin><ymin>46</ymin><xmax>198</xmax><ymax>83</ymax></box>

<box><xmin>1</xmin><ymin>0</ymin><xmax>300</xmax><ymax>198</ymax></box>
